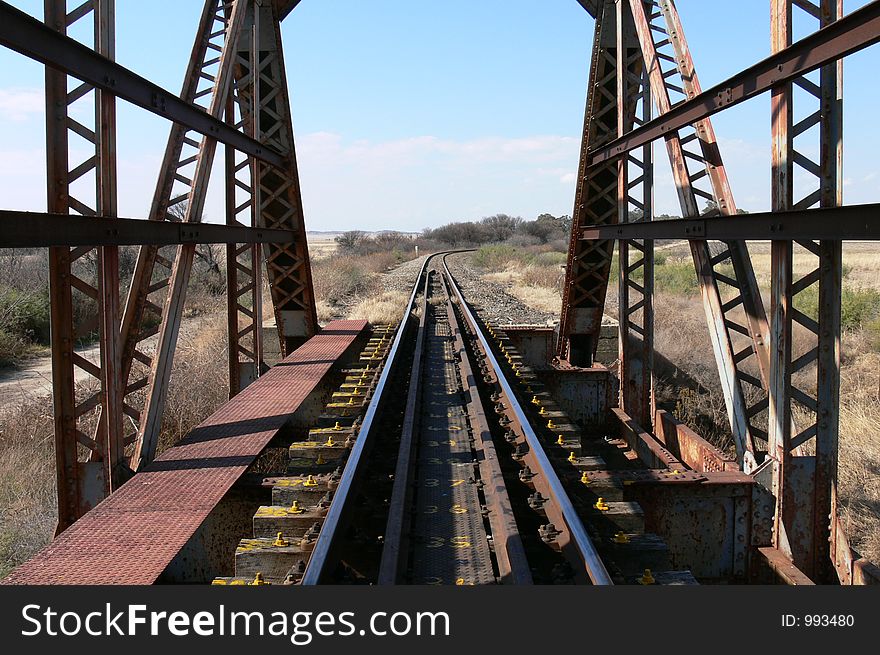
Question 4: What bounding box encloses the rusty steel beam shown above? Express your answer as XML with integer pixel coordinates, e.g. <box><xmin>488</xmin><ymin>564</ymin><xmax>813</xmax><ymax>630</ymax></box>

<box><xmin>247</xmin><ymin>1</ymin><xmax>318</xmax><ymax>355</ymax></box>
<box><xmin>558</xmin><ymin>0</ymin><xmax>632</xmax><ymax>365</ymax></box>
<box><xmin>626</xmin><ymin>0</ymin><xmax>770</xmax><ymax>468</ymax></box>
<box><xmin>758</xmin><ymin>547</ymin><xmax>815</xmax><ymax>585</ymax></box>
<box><xmin>0</xmin><ymin>211</ymin><xmax>296</xmax><ymax>247</ymax></box>
<box><xmin>589</xmin><ymin>0</ymin><xmax>880</xmax><ymax>168</ymax></box>
<box><xmin>131</xmin><ymin>0</ymin><xmax>251</xmax><ymax>471</ymax></box>
<box><xmin>769</xmin><ymin>0</ymin><xmax>843</xmax><ymax>585</ymax></box>
<box><xmin>616</xmin><ymin>0</ymin><xmax>653</xmax><ymax>429</ymax></box>
<box><xmin>94</xmin><ymin>0</ymin><xmax>125</xmax><ymax>498</ymax></box>
<box><xmin>110</xmin><ymin>0</ymin><xmax>252</xmax><ymax>464</ymax></box>
<box><xmin>578</xmin><ymin>203</ymin><xmax>880</xmax><ymax>240</ymax></box>
<box><xmin>225</xmin><ymin>69</ymin><xmax>264</xmax><ymax>396</ymax></box>
<box><xmin>0</xmin><ymin>0</ymin><xmax>283</xmax><ymax>168</ymax></box>
<box><xmin>44</xmin><ymin>0</ymin><xmax>127</xmax><ymax>532</ymax></box>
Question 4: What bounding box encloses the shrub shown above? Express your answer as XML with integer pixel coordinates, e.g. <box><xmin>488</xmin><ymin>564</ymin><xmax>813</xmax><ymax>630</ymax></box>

<box><xmin>312</xmin><ymin>259</ymin><xmax>368</xmax><ymax>303</ymax></box>
<box><xmin>0</xmin><ymin>287</ymin><xmax>51</xmax><ymax>365</ymax></box>
<box><xmin>655</xmin><ymin>261</ymin><xmax>699</xmax><ymax>295</ymax></box>
<box><xmin>795</xmin><ymin>285</ymin><xmax>880</xmax><ymax>332</ymax></box>
<box><xmin>473</xmin><ymin>244</ymin><xmax>532</xmax><ymax>271</ymax></box>
<box><xmin>520</xmin><ymin>265</ymin><xmax>562</xmax><ymax>289</ymax></box>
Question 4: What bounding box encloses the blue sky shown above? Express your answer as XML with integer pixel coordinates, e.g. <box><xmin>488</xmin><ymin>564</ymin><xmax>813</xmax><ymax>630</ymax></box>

<box><xmin>0</xmin><ymin>0</ymin><xmax>877</xmax><ymax>231</ymax></box>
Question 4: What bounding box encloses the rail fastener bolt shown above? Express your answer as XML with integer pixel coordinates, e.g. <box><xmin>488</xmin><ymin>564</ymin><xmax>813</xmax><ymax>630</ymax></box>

<box><xmin>538</xmin><ymin>523</ymin><xmax>561</xmax><ymax>544</ymax></box>
<box><xmin>638</xmin><ymin>569</ymin><xmax>656</xmax><ymax>585</ymax></box>
<box><xmin>249</xmin><ymin>572</ymin><xmax>270</xmax><ymax>586</ymax></box>
<box><xmin>519</xmin><ymin>466</ymin><xmax>536</xmax><ymax>482</ymax></box>
<box><xmin>273</xmin><ymin>532</ymin><xmax>289</xmax><ymax>547</ymax></box>
<box><xmin>594</xmin><ymin>497</ymin><xmax>610</xmax><ymax>512</ymax></box>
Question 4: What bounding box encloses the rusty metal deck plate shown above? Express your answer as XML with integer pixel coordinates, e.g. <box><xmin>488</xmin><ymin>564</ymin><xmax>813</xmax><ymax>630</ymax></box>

<box><xmin>2</xmin><ymin>320</ymin><xmax>366</xmax><ymax>585</ymax></box>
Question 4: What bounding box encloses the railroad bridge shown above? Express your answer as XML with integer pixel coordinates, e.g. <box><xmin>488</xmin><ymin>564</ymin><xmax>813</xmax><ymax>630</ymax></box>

<box><xmin>0</xmin><ymin>0</ymin><xmax>878</xmax><ymax>585</ymax></box>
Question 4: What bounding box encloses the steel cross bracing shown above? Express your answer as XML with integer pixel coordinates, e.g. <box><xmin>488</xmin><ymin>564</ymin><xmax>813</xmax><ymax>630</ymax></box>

<box><xmin>630</xmin><ymin>0</ymin><xmax>774</xmax><ymax>468</ymax></box>
<box><xmin>115</xmin><ymin>0</ymin><xmax>314</xmax><ymax>471</ymax></box>
<box><xmin>615</xmin><ymin>2</ymin><xmax>654</xmax><ymax>429</ymax></box>
<box><xmin>559</xmin><ymin>0</ymin><xmax>623</xmax><ymax>368</ymax></box>
<box><xmin>128</xmin><ymin>0</ymin><xmax>250</xmax><ymax>470</ymax></box>
<box><xmin>561</xmin><ymin>0</ymin><xmax>773</xmax><ymax>469</ymax></box>
<box><xmin>225</xmin><ymin>79</ymin><xmax>264</xmax><ymax>396</ymax></box>
<box><xmin>768</xmin><ymin>0</ymin><xmax>844</xmax><ymax>584</ymax></box>
<box><xmin>23</xmin><ymin>0</ymin><xmax>318</xmax><ymax>522</ymax></box>
<box><xmin>245</xmin><ymin>2</ymin><xmax>317</xmax><ymax>356</ymax></box>
<box><xmin>44</xmin><ymin>0</ymin><xmax>126</xmax><ymax>531</ymax></box>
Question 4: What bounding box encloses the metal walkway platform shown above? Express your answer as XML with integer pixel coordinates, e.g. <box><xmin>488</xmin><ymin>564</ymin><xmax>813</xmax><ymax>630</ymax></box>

<box><xmin>2</xmin><ymin>320</ymin><xmax>367</xmax><ymax>585</ymax></box>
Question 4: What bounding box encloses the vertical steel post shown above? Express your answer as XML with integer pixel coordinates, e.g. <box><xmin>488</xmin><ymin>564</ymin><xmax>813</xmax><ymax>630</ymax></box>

<box><xmin>94</xmin><ymin>0</ymin><xmax>124</xmax><ymax>492</ymax></box>
<box><xmin>225</xmin><ymin>27</ymin><xmax>264</xmax><ymax>397</ymax></box>
<box><xmin>45</xmin><ymin>0</ymin><xmax>122</xmax><ymax>531</ymax></box>
<box><xmin>769</xmin><ymin>0</ymin><xmax>842</xmax><ymax>582</ymax></box>
<box><xmin>627</xmin><ymin>0</ymin><xmax>772</xmax><ymax>468</ymax></box>
<box><xmin>559</xmin><ymin>0</ymin><xmax>631</xmax><ymax>366</ymax></box>
<box><xmin>616</xmin><ymin>0</ymin><xmax>654</xmax><ymax>428</ymax></box>
<box><xmin>249</xmin><ymin>0</ymin><xmax>317</xmax><ymax>356</ymax></box>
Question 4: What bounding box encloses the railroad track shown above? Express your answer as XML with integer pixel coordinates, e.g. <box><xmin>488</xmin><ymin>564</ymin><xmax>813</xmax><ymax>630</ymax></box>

<box><xmin>212</xmin><ymin>253</ymin><xmax>698</xmax><ymax>586</ymax></box>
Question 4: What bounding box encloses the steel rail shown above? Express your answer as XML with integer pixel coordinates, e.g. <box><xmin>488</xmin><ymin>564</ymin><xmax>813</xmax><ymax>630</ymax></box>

<box><xmin>377</xmin><ymin>268</ymin><xmax>432</xmax><ymax>584</ymax></box>
<box><xmin>301</xmin><ymin>254</ymin><xmax>437</xmax><ymax>585</ymax></box>
<box><xmin>440</xmin><ymin>272</ymin><xmax>533</xmax><ymax>584</ymax></box>
<box><xmin>442</xmin><ymin>256</ymin><xmax>614</xmax><ymax>585</ymax></box>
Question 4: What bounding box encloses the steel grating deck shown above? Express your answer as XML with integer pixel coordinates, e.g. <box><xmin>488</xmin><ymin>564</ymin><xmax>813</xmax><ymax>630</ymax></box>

<box><xmin>2</xmin><ymin>320</ymin><xmax>367</xmax><ymax>585</ymax></box>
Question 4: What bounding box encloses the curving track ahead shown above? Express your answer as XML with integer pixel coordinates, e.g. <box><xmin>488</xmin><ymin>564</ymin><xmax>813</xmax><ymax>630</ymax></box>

<box><xmin>301</xmin><ymin>253</ymin><xmax>614</xmax><ymax>585</ymax></box>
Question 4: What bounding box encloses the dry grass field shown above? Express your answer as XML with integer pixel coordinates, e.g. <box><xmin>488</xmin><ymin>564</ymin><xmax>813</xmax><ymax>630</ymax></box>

<box><xmin>0</xmin><ymin>235</ymin><xmax>423</xmax><ymax>576</ymax></box>
<box><xmin>470</xmin><ymin>241</ymin><xmax>880</xmax><ymax>564</ymax></box>
<box><xmin>0</xmin><ymin>233</ymin><xmax>877</xmax><ymax>577</ymax></box>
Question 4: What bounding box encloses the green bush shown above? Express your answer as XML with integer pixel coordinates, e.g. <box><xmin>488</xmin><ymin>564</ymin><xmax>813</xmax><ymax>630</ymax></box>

<box><xmin>795</xmin><ymin>285</ymin><xmax>880</xmax><ymax>332</ymax></box>
<box><xmin>655</xmin><ymin>262</ymin><xmax>699</xmax><ymax>295</ymax></box>
<box><xmin>533</xmin><ymin>251</ymin><xmax>567</xmax><ymax>267</ymax></box>
<box><xmin>0</xmin><ymin>287</ymin><xmax>51</xmax><ymax>367</ymax></box>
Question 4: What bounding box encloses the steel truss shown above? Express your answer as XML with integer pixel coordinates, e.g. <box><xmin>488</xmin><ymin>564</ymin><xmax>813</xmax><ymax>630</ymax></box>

<box><xmin>768</xmin><ymin>0</ymin><xmax>843</xmax><ymax>584</ymax></box>
<box><xmin>562</xmin><ymin>0</ymin><xmax>879</xmax><ymax>582</ymax></box>
<box><xmin>43</xmin><ymin>0</ymin><xmax>125</xmax><ymax>531</ymax></box>
<box><xmin>0</xmin><ymin>0</ymin><xmax>316</xmax><ymax>528</ymax></box>
<box><xmin>0</xmin><ymin>0</ymin><xmax>876</xmax><ymax>583</ymax></box>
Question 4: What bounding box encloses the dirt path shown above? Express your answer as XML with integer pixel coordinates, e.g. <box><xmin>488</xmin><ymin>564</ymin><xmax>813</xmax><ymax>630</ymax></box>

<box><xmin>0</xmin><ymin>315</ymin><xmax>211</xmax><ymax>407</ymax></box>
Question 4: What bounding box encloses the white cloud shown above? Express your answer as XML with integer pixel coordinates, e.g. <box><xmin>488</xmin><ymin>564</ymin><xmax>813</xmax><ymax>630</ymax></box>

<box><xmin>295</xmin><ymin>132</ymin><xmax>581</xmax><ymax>230</ymax></box>
<box><xmin>0</xmin><ymin>87</ymin><xmax>43</xmax><ymax>122</ymax></box>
